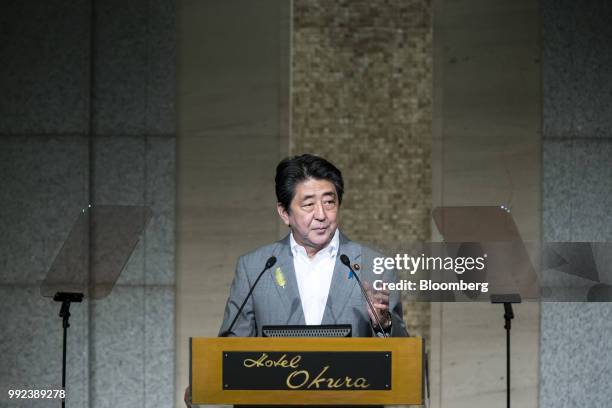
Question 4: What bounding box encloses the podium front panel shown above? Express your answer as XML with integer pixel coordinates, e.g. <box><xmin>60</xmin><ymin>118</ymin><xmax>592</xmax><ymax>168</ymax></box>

<box><xmin>190</xmin><ymin>337</ymin><xmax>423</xmax><ymax>406</ymax></box>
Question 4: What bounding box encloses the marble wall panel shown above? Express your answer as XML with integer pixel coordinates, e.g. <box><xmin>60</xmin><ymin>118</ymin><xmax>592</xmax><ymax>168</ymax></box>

<box><xmin>539</xmin><ymin>302</ymin><xmax>570</xmax><ymax>408</ymax></box>
<box><xmin>565</xmin><ymin>303</ymin><xmax>612</xmax><ymax>406</ymax></box>
<box><xmin>144</xmin><ymin>137</ymin><xmax>176</xmax><ymax>285</ymax></box>
<box><xmin>94</xmin><ymin>0</ymin><xmax>148</xmax><ymax>135</ymax></box>
<box><xmin>1</xmin><ymin>1</ymin><xmax>176</xmax><ymax>407</ymax></box>
<box><xmin>0</xmin><ymin>136</ymin><xmax>89</xmax><ymax>284</ymax></box>
<box><xmin>94</xmin><ymin>0</ymin><xmax>176</xmax><ymax>136</ymax></box>
<box><xmin>90</xmin><ymin>286</ymin><xmax>145</xmax><ymax>408</ymax></box>
<box><xmin>542</xmin><ymin>1</ymin><xmax>612</xmax><ymax>403</ymax></box>
<box><xmin>87</xmin><ymin>139</ymin><xmax>175</xmax><ymax>407</ymax></box>
<box><xmin>92</xmin><ymin>136</ymin><xmax>146</xmax><ymax>286</ymax></box>
<box><xmin>570</xmin><ymin>141</ymin><xmax>612</xmax><ymax>241</ymax></box>
<box><xmin>542</xmin><ymin>0</ymin><xmax>612</xmax><ymax>140</ymax></box>
<box><xmin>542</xmin><ymin>141</ymin><xmax>573</xmax><ymax>242</ymax></box>
<box><xmin>93</xmin><ymin>0</ymin><xmax>176</xmax><ymax>136</ymax></box>
<box><xmin>146</xmin><ymin>0</ymin><xmax>177</xmax><ymax>135</ymax></box>
<box><xmin>143</xmin><ymin>286</ymin><xmax>174</xmax><ymax>407</ymax></box>
<box><xmin>0</xmin><ymin>0</ymin><xmax>90</xmax><ymax>135</ymax></box>
<box><xmin>541</xmin><ymin>140</ymin><xmax>612</xmax><ymax>407</ymax></box>
<box><xmin>90</xmin><ymin>136</ymin><xmax>176</xmax><ymax>286</ymax></box>
<box><xmin>93</xmin><ymin>137</ymin><xmax>146</xmax><ymax>206</ymax></box>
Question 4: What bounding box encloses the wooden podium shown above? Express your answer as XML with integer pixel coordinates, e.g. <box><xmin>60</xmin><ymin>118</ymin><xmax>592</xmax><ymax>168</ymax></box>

<box><xmin>190</xmin><ymin>337</ymin><xmax>424</xmax><ymax>406</ymax></box>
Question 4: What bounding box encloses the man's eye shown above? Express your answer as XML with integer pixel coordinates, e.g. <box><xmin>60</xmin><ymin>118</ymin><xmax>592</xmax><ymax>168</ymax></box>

<box><xmin>303</xmin><ymin>203</ymin><xmax>314</xmax><ymax>208</ymax></box>
<box><xmin>324</xmin><ymin>200</ymin><xmax>336</xmax><ymax>206</ymax></box>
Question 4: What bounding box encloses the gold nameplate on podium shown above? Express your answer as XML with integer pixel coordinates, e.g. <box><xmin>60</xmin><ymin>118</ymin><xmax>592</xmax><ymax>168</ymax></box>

<box><xmin>190</xmin><ymin>337</ymin><xmax>424</xmax><ymax>405</ymax></box>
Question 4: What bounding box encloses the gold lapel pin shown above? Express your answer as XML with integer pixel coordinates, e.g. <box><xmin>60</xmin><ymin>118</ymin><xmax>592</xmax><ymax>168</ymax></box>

<box><xmin>353</xmin><ymin>263</ymin><xmax>360</xmax><ymax>270</ymax></box>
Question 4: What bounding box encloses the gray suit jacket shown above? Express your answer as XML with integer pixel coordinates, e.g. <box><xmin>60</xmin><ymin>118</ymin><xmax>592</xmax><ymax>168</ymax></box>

<box><xmin>219</xmin><ymin>231</ymin><xmax>408</xmax><ymax>337</ymax></box>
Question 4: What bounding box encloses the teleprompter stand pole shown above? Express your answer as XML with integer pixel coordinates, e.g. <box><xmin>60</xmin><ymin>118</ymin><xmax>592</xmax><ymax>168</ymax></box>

<box><xmin>54</xmin><ymin>292</ymin><xmax>83</xmax><ymax>408</ymax></box>
<box><xmin>490</xmin><ymin>294</ymin><xmax>521</xmax><ymax>408</ymax></box>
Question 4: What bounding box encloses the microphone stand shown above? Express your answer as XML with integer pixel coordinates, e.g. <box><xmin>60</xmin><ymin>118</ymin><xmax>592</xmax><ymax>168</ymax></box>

<box><xmin>490</xmin><ymin>294</ymin><xmax>521</xmax><ymax>408</ymax></box>
<box><xmin>54</xmin><ymin>292</ymin><xmax>83</xmax><ymax>408</ymax></box>
<box><xmin>340</xmin><ymin>254</ymin><xmax>388</xmax><ymax>337</ymax></box>
<box><xmin>220</xmin><ymin>256</ymin><xmax>276</xmax><ymax>337</ymax></box>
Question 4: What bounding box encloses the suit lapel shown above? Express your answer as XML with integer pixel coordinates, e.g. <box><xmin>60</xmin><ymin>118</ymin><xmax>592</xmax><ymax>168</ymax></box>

<box><xmin>270</xmin><ymin>236</ymin><xmax>305</xmax><ymax>325</ymax></box>
<box><xmin>321</xmin><ymin>232</ymin><xmax>360</xmax><ymax>325</ymax></box>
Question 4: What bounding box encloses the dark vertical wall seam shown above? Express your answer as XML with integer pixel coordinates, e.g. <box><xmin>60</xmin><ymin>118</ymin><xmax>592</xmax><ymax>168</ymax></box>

<box><xmin>87</xmin><ymin>0</ymin><xmax>96</xmax><ymax>406</ymax></box>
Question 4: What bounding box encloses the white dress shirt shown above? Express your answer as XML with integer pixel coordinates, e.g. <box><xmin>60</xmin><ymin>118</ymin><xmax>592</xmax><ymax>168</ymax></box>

<box><xmin>290</xmin><ymin>229</ymin><xmax>340</xmax><ymax>325</ymax></box>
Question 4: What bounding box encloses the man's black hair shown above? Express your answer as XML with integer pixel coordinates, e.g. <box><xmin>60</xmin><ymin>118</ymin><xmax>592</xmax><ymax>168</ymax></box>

<box><xmin>275</xmin><ymin>154</ymin><xmax>344</xmax><ymax>212</ymax></box>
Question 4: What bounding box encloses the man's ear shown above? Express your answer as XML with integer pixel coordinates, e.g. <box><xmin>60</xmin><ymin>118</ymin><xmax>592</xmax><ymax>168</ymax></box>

<box><xmin>277</xmin><ymin>203</ymin><xmax>291</xmax><ymax>226</ymax></box>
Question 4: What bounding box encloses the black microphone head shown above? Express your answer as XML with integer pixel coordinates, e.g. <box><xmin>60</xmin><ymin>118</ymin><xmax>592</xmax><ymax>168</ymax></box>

<box><xmin>265</xmin><ymin>256</ymin><xmax>277</xmax><ymax>269</ymax></box>
<box><xmin>340</xmin><ymin>254</ymin><xmax>351</xmax><ymax>267</ymax></box>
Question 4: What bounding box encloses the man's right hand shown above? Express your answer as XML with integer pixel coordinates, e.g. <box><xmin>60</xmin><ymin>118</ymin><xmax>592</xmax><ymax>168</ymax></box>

<box><xmin>184</xmin><ymin>386</ymin><xmax>191</xmax><ymax>407</ymax></box>
<box><xmin>364</xmin><ymin>281</ymin><xmax>392</xmax><ymax>331</ymax></box>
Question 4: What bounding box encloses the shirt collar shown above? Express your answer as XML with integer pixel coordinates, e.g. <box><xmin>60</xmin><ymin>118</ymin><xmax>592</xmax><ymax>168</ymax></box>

<box><xmin>290</xmin><ymin>228</ymin><xmax>340</xmax><ymax>259</ymax></box>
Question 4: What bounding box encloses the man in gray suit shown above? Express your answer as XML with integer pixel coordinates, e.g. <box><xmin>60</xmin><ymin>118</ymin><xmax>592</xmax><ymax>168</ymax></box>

<box><xmin>219</xmin><ymin>154</ymin><xmax>407</xmax><ymax>337</ymax></box>
<box><xmin>186</xmin><ymin>155</ymin><xmax>407</xmax><ymax>406</ymax></box>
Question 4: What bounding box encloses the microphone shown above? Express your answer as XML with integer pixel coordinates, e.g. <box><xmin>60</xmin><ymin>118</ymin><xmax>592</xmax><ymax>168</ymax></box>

<box><xmin>340</xmin><ymin>254</ymin><xmax>389</xmax><ymax>337</ymax></box>
<box><xmin>220</xmin><ymin>256</ymin><xmax>277</xmax><ymax>337</ymax></box>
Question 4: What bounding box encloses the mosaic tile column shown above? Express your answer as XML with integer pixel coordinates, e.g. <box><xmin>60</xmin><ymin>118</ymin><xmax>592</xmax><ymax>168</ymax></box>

<box><xmin>292</xmin><ymin>0</ymin><xmax>432</xmax><ymax>337</ymax></box>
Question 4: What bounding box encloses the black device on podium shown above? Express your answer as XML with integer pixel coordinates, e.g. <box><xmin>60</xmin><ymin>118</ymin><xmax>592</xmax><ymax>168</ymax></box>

<box><xmin>262</xmin><ymin>324</ymin><xmax>352</xmax><ymax>337</ymax></box>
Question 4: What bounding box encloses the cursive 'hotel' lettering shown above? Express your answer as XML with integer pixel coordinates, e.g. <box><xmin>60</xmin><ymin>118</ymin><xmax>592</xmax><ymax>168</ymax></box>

<box><xmin>243</xmin><ymin>353</ymin><xmax>301</xmax><ymax>369</ymax></box>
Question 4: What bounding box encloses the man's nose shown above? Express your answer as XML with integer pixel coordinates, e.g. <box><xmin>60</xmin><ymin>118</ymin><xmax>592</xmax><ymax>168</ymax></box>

<box><xmin>314</xmin><ymin>202</ymin><xmax>326</xmax><ymax>220</ymax></box>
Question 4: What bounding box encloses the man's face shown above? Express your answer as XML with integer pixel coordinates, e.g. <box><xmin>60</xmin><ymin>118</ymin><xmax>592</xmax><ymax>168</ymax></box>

<box><xmin>277</xmin><ymin>178</ymin><xmax>339</xmax><ymax>256</ymax></box>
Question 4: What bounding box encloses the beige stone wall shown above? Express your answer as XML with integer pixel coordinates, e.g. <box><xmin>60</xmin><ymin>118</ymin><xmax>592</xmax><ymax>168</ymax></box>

<box><xmin>176</xmin><ymin>1</ymin><xmax>290</xmax><ymax>406</ymax></box>
<box><xmin>292</xmin><ymin>0</ymin><xmax>433</xmax><ymax>339</ymax></box>
<box><xmin>431</xmin><ymin>0</ymin><xmax>541</xmax><ymax>407</ymax></box>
